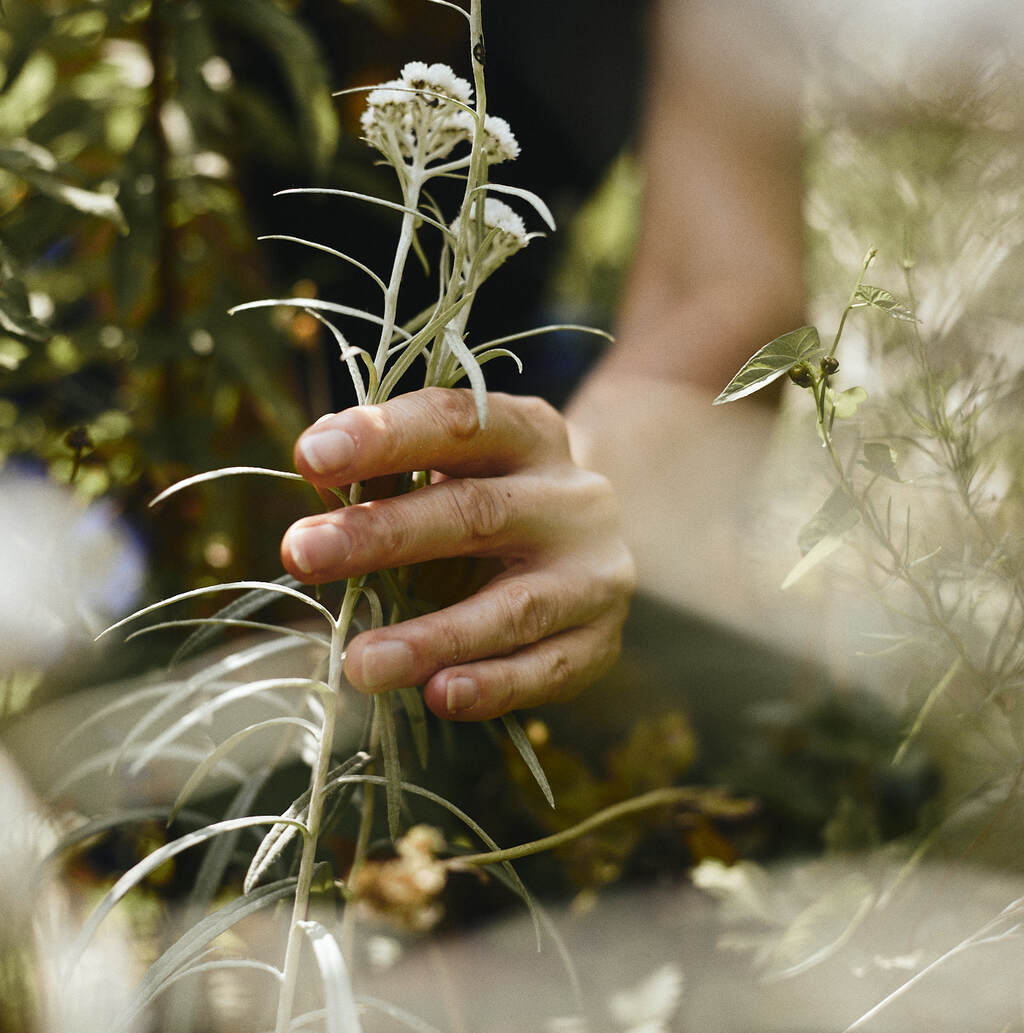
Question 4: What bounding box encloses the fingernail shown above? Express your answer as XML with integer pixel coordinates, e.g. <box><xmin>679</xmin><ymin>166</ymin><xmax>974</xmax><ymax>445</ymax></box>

<box><xmin>445</xmin><ymin>676</ymin><xmax>479</xmax><ymax>713</ymax></box>
<box><xmin>298</xmin><ymin>429</ymin><xmax>354</xmax><ymax>474</ymax></box>
<box><xmin>285</xmin><ymin>524</ymin><xmax>350</xmax><ymax>575</ymax></box>
<box><xmin>357</xmin><ymin>640</ymin><xmax>415</xmax><ymax>692</ymax></box>
<box><xmin>313</xmin><ymin>411</ymin><xmax>337</xmax><ymax>426</ymax></box>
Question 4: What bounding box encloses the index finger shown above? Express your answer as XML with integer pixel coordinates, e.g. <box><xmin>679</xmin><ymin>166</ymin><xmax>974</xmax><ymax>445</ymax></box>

<box><xmin>294</xmin><ymin>388</ymin><xmax>569</xmax><ymax>487</ymax></box>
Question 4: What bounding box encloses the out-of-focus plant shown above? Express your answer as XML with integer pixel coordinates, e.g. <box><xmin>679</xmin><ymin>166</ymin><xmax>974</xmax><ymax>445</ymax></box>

<box><xmin>0</xmin><ymin>0</ymin><xmax>356</xmax><ymax>599</ymax></box>
<box><xmin>712</xmin><ymin>240</ymin><xmax>1024</xmax><ymax>1025</ymax></box>
<box><xmin>31</xmin><ymin>4</ymin><xmax>710</xmax><ymax>1031</ymax></box>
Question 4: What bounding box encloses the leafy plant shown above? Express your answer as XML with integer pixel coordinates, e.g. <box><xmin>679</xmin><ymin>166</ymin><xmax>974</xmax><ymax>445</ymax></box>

<box><xmin>34</xmin><ymin>4</ymin><xmax>707</xmax><ymax>1030</ymax></box>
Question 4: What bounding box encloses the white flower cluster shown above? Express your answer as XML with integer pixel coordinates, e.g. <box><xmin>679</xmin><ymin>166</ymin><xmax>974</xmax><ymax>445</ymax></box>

<box><xmin>451</xmin><ymin>197</ymin><xmax>530</xmax><ymax>278</ymax></box>
<box><xmin>360</xmin><ymin>61</ymin><xmax>519</xmax><ymax>170</ymax></box>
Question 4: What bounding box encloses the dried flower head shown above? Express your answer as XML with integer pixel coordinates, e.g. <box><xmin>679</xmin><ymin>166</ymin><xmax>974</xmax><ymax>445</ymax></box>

<box><xmin>350</xmin><ymin>824</ymin><xmax>448</xmax><ymax>933</ymax></box>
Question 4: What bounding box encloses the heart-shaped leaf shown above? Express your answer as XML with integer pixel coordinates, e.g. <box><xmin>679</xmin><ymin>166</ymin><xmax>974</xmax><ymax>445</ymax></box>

<box><xmin>713</xmin><ymin>326</ymin><xmax>821</xmax><ymax>405</ymax></box>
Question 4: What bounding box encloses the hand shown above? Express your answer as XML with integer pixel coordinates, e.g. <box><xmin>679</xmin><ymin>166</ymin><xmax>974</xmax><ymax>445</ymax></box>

<box><xmin>280</xmin><ymin>388</ymin><xmax>635</xmax><ymax>721</ymax></box>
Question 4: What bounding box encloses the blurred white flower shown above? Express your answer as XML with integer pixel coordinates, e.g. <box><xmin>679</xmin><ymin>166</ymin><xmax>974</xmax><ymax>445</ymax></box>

<box><xmin>0</xmin><ymin>468</ymin><xmax>145</xmax><ymax>674</ymax></box>
<box><xmin>451</xmin><ymin>197</ymin><xmax>530</xmax><ymax>281</ymax></box>
<box><xmin>608</xmin><ymin>963</ymin><xmax>685</xmax><ymax>1033</ymax></box>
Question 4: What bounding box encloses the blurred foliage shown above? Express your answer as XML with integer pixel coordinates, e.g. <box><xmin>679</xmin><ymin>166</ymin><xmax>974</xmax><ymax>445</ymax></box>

<box><xmin>0</xmin><ymin>0</ymin><xmax>450</xmax><ymax>603</ymax></box>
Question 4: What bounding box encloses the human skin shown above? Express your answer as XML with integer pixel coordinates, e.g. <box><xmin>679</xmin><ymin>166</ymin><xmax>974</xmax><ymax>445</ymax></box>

<box><xmin>280</xmin><ymin>387</ymin><xmax>635</xmax><ymax>720</ymax></box>
<box><xmin>280</xmin><ymin>0</ymin><xmax>804</xmax><ymax>719</ymax></box>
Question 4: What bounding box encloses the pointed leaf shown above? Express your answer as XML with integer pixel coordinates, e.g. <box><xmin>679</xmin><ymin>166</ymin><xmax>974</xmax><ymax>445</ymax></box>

<box><xmin>112</xmin><ymin>877</ymin><xmax>296</xmax><ymax>1031</ymax></box>
<box><xmin>230</xmin><ymin>298</ymin><xmax>411</xmax><ymax>342</ymax></box>
<box><xmin>475</xmin><ymin>182</ymin><xmax>556</xmax><ymax>231</ymax></box>
<box><xmin>397</xmin><ymin>687</ymin><xmax>429</xmax><ymax>769</ymax></box>
<box><xmin>443</xmin><ymin>321</ymin><xmax>488</xmax><ymax>427</ymax></box>
<box><xmin>377</xmin><ymin>692</ymin><xmax>403</xmax><ymax>841</ymax></box>
<box><xmin>852</xmin><ymin>285</ymin><xmax>918</xmax><ymax>322</ymax></box>
<box><xmin>298</xmin><ymin>921</ymin><xmax>364</xmax><ymax>1033</ymax></box>
<box><xmin>169</xmin><ymin>718</ymin><xmax>318</xmax><ymax>823</ymax></box>
<box><xmin>501</xmin><ymin>714</ymin><xmax>554</xmax><ymax>808</ymax></box>
<box><xmin>258</xmin><ymin>235</ymin><xmax>386</xmax><ymax>293</ymax></box>
<box><xmin>275</xmin><ymin>187</ymin><xmax>454</xmax><ymax>240</ymax></box>
<box><xmin>149</xmin><ymin>467</ymin><xmax>308</xmax><ymax>507</ymax></box>
<box><xmin>797</xmin><ymin>487</ymin><xmax>860</xmax><ymax>554</ymax></box>
<box><xmin>68</xmin><ymin>816</ymin><xmax>309</xmax><ymax>969</ymax></box>
<box><xmin>713</xmin><ymin>327</ymin><xmax>822</xmax><ymax>405</ymax></box>
<box><xmin>781</xmin><ymin>533</ymin><xmax>848</xmax><ymax>590</ymax></box>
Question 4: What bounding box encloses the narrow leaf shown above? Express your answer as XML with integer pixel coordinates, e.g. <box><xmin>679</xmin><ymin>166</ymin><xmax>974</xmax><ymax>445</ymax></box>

<box><xmin>68</xmin><ymin>816</ymin><xmax>309</xmax><ymax>970</ymax></box>
<box><xmin>230</xmin><ymin>298</ymin><xmax>411</xmax><ymax>342</ymax></box>
<box><xmin>259</xmin><ymin>235</ymin><xmax>386</xmax><ymax>293</ymax></box>
<box><xmin>713</xmin><ymin>326</ymin><xmax>822</xmax><ymax>405</ymax></box>
<box><xmin>797</xmin><ymin>486</ymin><xmax>860</xmax><ymax>554</ymax></box>
<box><xmin>298</xmin><ymin>921</ymin><xmax>364</xmax><ymax>1033</ymax></box>
<box><xmin>275</xmin><ymin>187</ymin><xmax>454</xmax><ymax>240</ymax></box>
<box><xmin>97</xmin><ymin>581</ymin><xmax>336</xmax><ymax>640</ymax></box>
<box><xmin>150</xmin><ymin>467</ymin><xmax>308</xmax><ymax>507</ymax></box>
<box><xmin>781</xmin><ymin>533</ymin><xmax>848</xmax><ymax>590</ymax></box>
<box><xmin>501</xmin><ymin>714</ymin><xmax>554</xmax><ymax>808</ymax></box>
<box><xmin>471</xmin><ymin>323</ymin><xmax>613</xmax><ymax>352</ymax></box>
<box><xmin>169</xmin><ymin>718</ymin><xmax>318</xmax><ymax>823</ymax></box>
<box><xmin>113</xmin><ymin>877</ymin><xmax>296</xmax><ymax>1031</ymax></box>
<box><xmin>397</xmin><ymin>687</ymin><xmax>429</xmax><ymax>769</ymax></box>
<box><xmin>443</xmin><ymin>321</ymin><xmax>488</xmax><ymax>427</ymax></box>
<box><xmin>474</xmin><ymin>182</ymin><xmax>556</xmax><ymax>231</ymax></box>
<box><xmin>466</xmin><ymin>348</ymin><xmax>523</xmax><ymax>374</ymax></box>
<box><xmin>129</xmin><ymin>678</ymin><xmax>329</xmax><ymax>777</ymax></box>
<box><xmin>128</xmin><ymin>618</ymin><xmax>330</xmax><ymax>650</ymax></box>
<box><xmin>377</xmin><ymin>693</ymin><xmax>403</xmax><ymax>841</ymax></box>
<box><xmin>170</xmin><ymin>574</ymin><xmax>310</xmax><ymax>666</ymax></box>
<box><xmin>894</xmin><ymin>656</ymin><xmax>962</xmax><ymax>765</ymax></box>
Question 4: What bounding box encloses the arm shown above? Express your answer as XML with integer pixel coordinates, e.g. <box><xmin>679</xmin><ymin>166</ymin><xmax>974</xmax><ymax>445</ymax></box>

<box><xmin>565</xmin><ymin>0</ymin><xmax>806</xmax><ymax>637</ymax></box>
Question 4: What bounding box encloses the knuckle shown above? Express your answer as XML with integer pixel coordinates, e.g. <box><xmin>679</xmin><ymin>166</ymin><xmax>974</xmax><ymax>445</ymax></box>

<box><xmin>422</xmin><ymin>610</ymin><xmax>468</xmax><ymax>667</ymax></box>
<box><xmin>500</xmin><ymin>578</ymin><xmax>550</xmax><ymax>645</ymax></box>
<box><xmin>354</xmin><ymin>498</ymin><xmax>408</xmax><ymax>564</ymax></box>
<box><xmin>428</xmin><ymin>387</ymin><xmax>480</xmax><ymax>441</ymax></box>
<box><xmin>446</xmin><ymin>477</ymin><xmax>512</xmax><ymax>543</ymax></box>
<box><xmin>513</xmin><ymin>394</ymin><xmax>571</xmax><ymax>456</ymax></box>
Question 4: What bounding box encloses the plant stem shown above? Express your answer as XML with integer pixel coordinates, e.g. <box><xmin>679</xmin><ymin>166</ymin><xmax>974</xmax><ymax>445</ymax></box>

<box><xmin>448</xmin><ymin>787</ymin><xmax>751</xmax><ymax>867</ymax></box>
<box><xmin>273</xmin><ymin>582</ymin><xmax>358</xmax><ymax>1033</ymax></box>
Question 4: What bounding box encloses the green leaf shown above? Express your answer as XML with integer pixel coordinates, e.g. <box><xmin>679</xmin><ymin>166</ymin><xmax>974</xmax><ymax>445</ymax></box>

<box><xmin>852</xmin><ymin>285</ymin><xmax>918</xmax><ymax>322</ymax></box>
<box><xmin>298</xmin><ymin>921</ymin><xmax>364</xmax><ymax>1033</ymax></box>
<box><xmin>501</xmin><ymin>714</ymin><xmax>554</xmax><ymax>808</ymax></box>
<box><xmin>797</xmin><ymin>487</ymin><xmax>860</xmax><ymax>555</ymax></box>
<box><xmin>713</xmin><ymin>326</ymin><xmax>821</xmax><ymax>405</ymax></box>
<box><xmin>831</xmin><ymin>386</ymin><xmax>868</xmax><ymax>419</ymax></box>
<box><xmin>860</xmin><ymin>442</ymin><xmax>902</xmax><ymax>482</ymax></box>
<box><xmin>397</xmin><ymin>686</ymin><xmax>430</xmax><ymax>769</ymax></box>
<box><xmin>0</xmin><ymin>141</ymin><xmax>128</xmax><ymax>232</ymax></box>
<box><xmin>377</xmin><ymin>692</ymin><xmax>403</xmax><ymax>841</ymax></box>
<box><xmin>0</xmin><ymin>240</ymin><xmax>49</xmax><ymax>343</ymax></box>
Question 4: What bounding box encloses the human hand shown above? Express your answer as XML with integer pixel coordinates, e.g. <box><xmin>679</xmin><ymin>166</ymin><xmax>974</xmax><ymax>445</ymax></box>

<box><xmin>281</xmin><ymin>388</ymin><xmax>635</xmax><ymax>721</ymax></box>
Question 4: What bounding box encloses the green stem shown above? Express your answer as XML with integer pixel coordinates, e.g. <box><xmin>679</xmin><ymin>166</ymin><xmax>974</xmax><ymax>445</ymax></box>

<box><xmin>273</xmin><ymin>582</ymin><xmax>359</xmax><ymax>1033</ymax></box>
<box><xmin>448</xmin><ymin>787</ymin><xmax>749</xmax><ymax>867</ymax></box>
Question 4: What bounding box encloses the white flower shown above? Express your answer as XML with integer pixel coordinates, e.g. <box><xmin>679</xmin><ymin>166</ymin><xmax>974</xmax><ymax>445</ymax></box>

<box><xmin>0</xmin><ymin>468</ymin><xmax>145</xmax><ymax>674</ymax></box>
<box><xmin>361</xmin><ymin>62</ymin><xmax>475</xmax><ymax>166</ymax></box>
<box><xmin>450</xmin><ymin>197</ymin><xmax>530</xmax><ymax>282</ymax></box>
<box><xmin>482</xmin><ymin>114</ymin><xmax>520</xmax><ymax>163</ymax></box>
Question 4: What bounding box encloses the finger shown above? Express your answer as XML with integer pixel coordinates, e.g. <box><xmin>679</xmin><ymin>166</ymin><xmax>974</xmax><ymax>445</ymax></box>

<box><xmin>281</xmin><ymin>470</ymin><xmax>610</xmax><ymax>581</ymax></box>
<box><xmin>421</xmin><ymin>621</ymin><xmax>624</xmax><ymax>721</ymax></box>
<box><xmin>343</xmin><ymin>564</ymin><xmax>626</xmax><ymax>694</ymax></box>
<box><xmin>293</xmin><ymin>388</ymin><xmax>569</xmax><ymax>487</ymax></box>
